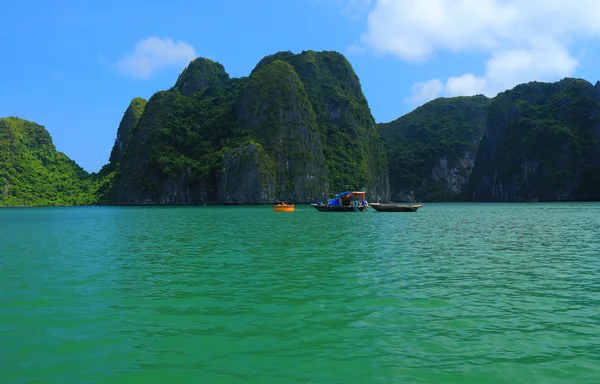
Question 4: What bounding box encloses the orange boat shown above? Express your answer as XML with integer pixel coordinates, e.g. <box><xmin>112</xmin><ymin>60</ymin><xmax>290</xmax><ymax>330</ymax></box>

<box><xmin>273</xmin><ymin>202</ymin><xmax>295</xmax><ymax>212</ymax></box>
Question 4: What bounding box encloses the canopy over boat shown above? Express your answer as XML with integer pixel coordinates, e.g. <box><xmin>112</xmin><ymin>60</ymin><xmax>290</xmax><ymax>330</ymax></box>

<box><xmin>326</xmin><ymin>191</ymin><xmax>366</xmax><ymax>206</ymax></box>
<box><xmin>312</xmin><ymin>191</ymin><xmax>369</xmax><ymax>212</ymax></box>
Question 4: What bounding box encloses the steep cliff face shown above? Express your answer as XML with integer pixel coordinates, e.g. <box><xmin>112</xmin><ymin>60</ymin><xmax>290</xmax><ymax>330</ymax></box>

<box><xmin>110</xmin><ymin>50</ymin><xmax>389</xmax><ymax>204</ymax></box>
<box><xmin>112</xmin><ymin>85</ymin><xmax>237</xmax><ymax>204</ymax></box>
<box><xmin>378</xmin><ymin>96</ymin><xmax>490</xmax><ymax>201</ymax></box>
<box><xmin>217</xmin><ymin>142</ymin><xmax>276</xmax><ymax>203</ymax></box>
<box><xmin>252</xmin><ymin>50</ymin><xmax>390</xmax><ymax>200</ymax></box>
<box><xmin>235</xmin><ymin>60</ymin><xmax>327</xmax><ymax>202</ymax></box>
<box><xmin>108</xmin><ymin>97</ymin><xmax>147</xmax><ymax>167</ymax></box>
<box><xmin>469</xmin><ymin>78</ymin><xmax>600</xmax><ymax>201</ymax></box>
<box><xmin>0</xmin><ymin>117</ymin><xmax>94</xmax><ymax>206</ymax></box>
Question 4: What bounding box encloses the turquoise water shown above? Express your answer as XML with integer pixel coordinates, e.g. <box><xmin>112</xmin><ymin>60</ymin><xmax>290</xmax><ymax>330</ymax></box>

<box><xmin>1</xmin><ymin>203</ymin><xmax>600</xmax><ymax>383</ymax></box>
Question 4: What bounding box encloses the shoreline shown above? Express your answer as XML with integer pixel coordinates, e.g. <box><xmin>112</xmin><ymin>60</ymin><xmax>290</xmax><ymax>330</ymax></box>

<box><xmin>2</xmin><ymin>200</ymin><xmax>600</xmax><ymax>208</ymax></box>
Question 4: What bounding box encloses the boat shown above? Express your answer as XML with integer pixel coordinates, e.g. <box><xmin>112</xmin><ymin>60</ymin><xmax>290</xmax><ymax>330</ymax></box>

<box><xmin>311</xmin><ymin>191</ymin><xmax>369</xmax><ymax>212</ymax></box>
<box><xmin>370</xmin><ymin>203</ymin><xmax>423</xmax><ymax>212</ymax></box>
<box><xmin>273</xmin><ymin>202</ymin><xmax>295</xmax><ymax>212</ymax></box>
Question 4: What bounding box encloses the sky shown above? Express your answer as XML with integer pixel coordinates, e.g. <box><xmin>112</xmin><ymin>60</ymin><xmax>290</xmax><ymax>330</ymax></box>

<box><xmin>1</xmin><ymin>0</ymin><xmax>599</xmax><ymax>173</ymax></box>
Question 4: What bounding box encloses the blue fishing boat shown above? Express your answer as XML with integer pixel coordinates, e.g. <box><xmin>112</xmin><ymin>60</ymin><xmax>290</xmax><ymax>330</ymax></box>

<box><xmin>311</xmin><ymin>191</ymin><xmax>369</xmax><ymax>212</ymax></box>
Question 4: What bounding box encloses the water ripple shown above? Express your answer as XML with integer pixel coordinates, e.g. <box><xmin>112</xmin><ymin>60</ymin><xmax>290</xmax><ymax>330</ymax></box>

<box><xmin>1</xmin><ymin>203</ymin><xmax>600</xmax><ymax>383</ymax></box>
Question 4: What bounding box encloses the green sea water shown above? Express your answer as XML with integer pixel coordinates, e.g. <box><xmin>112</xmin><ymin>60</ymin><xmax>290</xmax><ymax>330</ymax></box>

<box><xmin>1</xmin><ymin>203</ymin><xmax>599</xmax><ymax>383</ymax></box>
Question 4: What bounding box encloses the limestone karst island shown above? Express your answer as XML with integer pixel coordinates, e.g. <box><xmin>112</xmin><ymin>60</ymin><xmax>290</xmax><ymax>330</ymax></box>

<box><xmin>2</xmin><ymin>50</ymin><xmax>600</xmax><ymax>206</ymax></box>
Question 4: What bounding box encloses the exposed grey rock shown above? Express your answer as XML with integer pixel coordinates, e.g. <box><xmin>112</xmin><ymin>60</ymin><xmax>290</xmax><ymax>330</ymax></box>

<box><xmin>217</xmin><ymin>143</ymin><xmax>276</xmax><ymax>203</ymax></box>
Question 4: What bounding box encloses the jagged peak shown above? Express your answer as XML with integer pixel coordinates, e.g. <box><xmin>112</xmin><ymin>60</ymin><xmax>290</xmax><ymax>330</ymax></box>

<box><xmin>174</xmin><ymin>57</ymin><xmax>230</xmax><ymax>96</ymax></box>
<box><xmin>251</xmin><ymin>49</ymin><xmax>350</xmax><ymax>75</ymax></box>
<box><xmin>241</xmin><ymin>58</ymin><xmax>312</xmax><ymax>122</ymax></box>
<box><xmin>124</xmin><ymin>97</ymin><xmax>147</xmax><ymax>116</ymax></box>
<box><xmin>251</xmin><ymin>58</ymin><xmax>297</xmax><ymax>77</ymax></box>
<box><xmin>252</xmin><ymin>51</ymin><xmax>297</xmax><ymax>74</ymax></box>
<box><xmin>108</xmin><ymin>97</ymin><xmax>148</xmax><ymax>165</ymax></box>
<box><xmin>128</xmin><ymin>96</ymin><xmax>147</xmax><ymax>106</ymax></box>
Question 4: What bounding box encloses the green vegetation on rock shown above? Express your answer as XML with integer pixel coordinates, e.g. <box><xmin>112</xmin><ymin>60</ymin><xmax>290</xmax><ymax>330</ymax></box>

<box><xmin>253</xmin><ymin>50</ymin><xmax>389</xmax><ymax>197</ymax></box>
<box><xmin>108</xmin><ymin>97</ymin><xmax>147</xmax><ymax>168</ymax></box>
<box><xmin>0</xmin><ymin>117</ymin><xmax>96</xmax><ymax>206</ymax></box>
<box><xmin>469</xmin><ymin>78</ymin><xmax>600</xmax><ymax>201</ymax></box>
<box><xmin>111</xmin><ymin>50</ymin><xmax>389</xmax><ymax>204</ymax></box>
<box><xmin>112</xmin><ymin>71</ymin><xmax>247</xmax><ymax>203</ymax></box>
<box><xmin>378</xmin><ymin>95</ymin><xmax>491</xmax><ymax>201</ymax></box>
<box><xmin>4</xmin><ymin>52</ymin><xmax>600</xmax><ymax>205</ymax></box>
<box><xmin>217</xmin><ymin>141</ymin><xmax>277</xmax><ymax>203</ymax></box>
<box><xmin>174</xmin><ymin>58</ymin><xmax>230</xmax><ymax>96</ymax></box>
<box><xmin>238</xmin><ymin>59</ymin><xmax>327</xmax><ymax>200</ymax></box>
<box><xmin>380</xmin><ymin>78</ymin><xmax>600</xmax><ymax>202</ymax></box>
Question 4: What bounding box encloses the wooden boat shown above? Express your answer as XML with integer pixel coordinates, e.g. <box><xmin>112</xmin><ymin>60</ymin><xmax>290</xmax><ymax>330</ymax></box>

<box><xmin>311</xmin><ymin>204</ymin><xmax>368</xmax><ymax>212</ymax></box>
<box><xmin>370</xmin><ymin>203</ymin><xmax>423</xmax><ymax>212</ymax></box>
<box><xmin>311</xmin><ymin>191</ymin><xmax>369</xmax><ymax>212</ymax></box>
<box><xmin>273</xmin><ymin>202</ymin><xmax>294</xmax><ymax>212</ymax></box>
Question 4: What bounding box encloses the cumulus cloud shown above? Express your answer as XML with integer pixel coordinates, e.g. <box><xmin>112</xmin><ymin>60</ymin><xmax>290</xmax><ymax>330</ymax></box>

<box><xmin>117</xmin><ymin>37</ymin><xmax>197</xmax><ymax>79</ymax></box>
<box><xmin>445</xmin><ymin>74</ymin><xmax>487</xmax><ymax>97</ymax></box>
<box><xmin>409</xmin><ymin>43</ymin><xmax>580</xmax><ymax>103</ymax></box>
<box><xmin>356</xmin><ymin>0</ymin><xmax>600</xmax><ymax>103</ymax></box>
<box><xmin>406</xmin><ymin>79</ymin><xmax>444</xmax><ymax>103</ymax></box>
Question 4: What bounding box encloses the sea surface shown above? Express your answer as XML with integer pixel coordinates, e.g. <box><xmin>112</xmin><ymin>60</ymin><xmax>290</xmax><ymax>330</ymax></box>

<box><xmin>1</xmin><ymin>203</ymin><xmax>599</xmax><ymax>383</ymax></box>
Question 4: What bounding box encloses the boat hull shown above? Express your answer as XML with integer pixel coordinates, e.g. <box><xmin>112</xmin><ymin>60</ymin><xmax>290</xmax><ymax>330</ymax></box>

<box><xmin>371</xmin><ymin>203</ymin><xmax>423</xmax><ymax>212</ymax></box>
<box><xmin>311</xmin><ymin>204</ymin><xmax>368</xmax><ymax>212</ymax></box>
<box><xmin>273</xmin><ymin>205</ymin><xmax>295</xmax><ymax>212</ymax></box>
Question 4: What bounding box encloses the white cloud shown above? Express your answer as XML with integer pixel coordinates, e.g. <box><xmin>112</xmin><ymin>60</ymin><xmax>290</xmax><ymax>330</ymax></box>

<box><xmin>408</xmin><ymin>43</ymin><xmax>580</xmax><ymax>103</ymax></box>
<box><xmin>445</xmin><ymin>74</ymin><xmax>487</xmax><ymax>97</ymax></box>
<box><xmin>405</xmin><ymin>79</ymin><xmax>444</xmax><ymax>103</ymax></box>
<box><xmin>481</xmin><ymin>42</ymin><xmax>579</xmax><ymax>93</ymax></box>
<box><xmin>117</xmin><ymin>37</ymin><xmax>197</xmax><ymax>79</ymax></box>
<box><xmin>361</xmin><ymin>0</ymin><xmax>600</xmax><ymax>62</ymax></box>
<box><xmin>356</xmin><ymin>0</ymin><xmax>600</xmax><ymax>103</ymax></box>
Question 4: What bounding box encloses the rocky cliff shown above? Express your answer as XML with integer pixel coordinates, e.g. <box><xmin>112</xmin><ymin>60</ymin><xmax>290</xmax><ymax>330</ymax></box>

<box><xmin>5</xmin><ymin>60</ymin><xmax>598</xmax><ymax>206</ymax></box>
<box><xmin>108</xmin><ymin>97</ymin><xmax>147</xmax><ymax>168</ymax></box>
<box><xmin>233</xmin><ymin>59</ymin><xmax>327</xmax><ymax>202</ymax></box>
<box><xmin>378</xmin><ymin>95</ymin><xmax>490</xmax><ymax>201</ymax></box>
<box><xmin>380</xmin><ymin>78</ymin><xmax>600</xmax><ymax>202</ymax></box>
<box><xmin>253</xmin><ymin>51</ymin><xmax>389</xmax><ymax>200</ymax></box>
<box><xmin>468</xmin><ymin>78</ymin><xmax>600</xmax><ymax>201</ymax></box>
<box><xmin>110</xmin><ymin>50</ymin><xmax>389</xmax><ymax>204</ymax></box>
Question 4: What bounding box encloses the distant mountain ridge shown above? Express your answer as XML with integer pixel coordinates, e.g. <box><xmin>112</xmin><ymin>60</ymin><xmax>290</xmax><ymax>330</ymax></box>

<box><xmin>0</xmin><ymin>117</ymin><xmax>96</xmax><ymax>206</ymax></box>
<box><xmin>378</xmin><ymin>95</ymin><xmax>491</xmax><ymax>202</ymax></box>
<box><xmin>379</xmin><ymin>78</ymin><xmax>600</xmax><ymax>202</ymax></box>
<box><xmin>469</xmin><ymin>78</ymin><xmax>600</xmax><ymax>201</ymax></box>
<box><xmin>1</xmin><ymin>51</ymin><xmax>599</xmax><ymax>206</ymax></box>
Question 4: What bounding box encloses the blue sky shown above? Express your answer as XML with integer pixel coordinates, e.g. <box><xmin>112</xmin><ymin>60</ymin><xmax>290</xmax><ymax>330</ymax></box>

<box><xmin>1</xmin><ymin>0</ymin><xmax>599</xmax><ymax>172</ymax></box>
